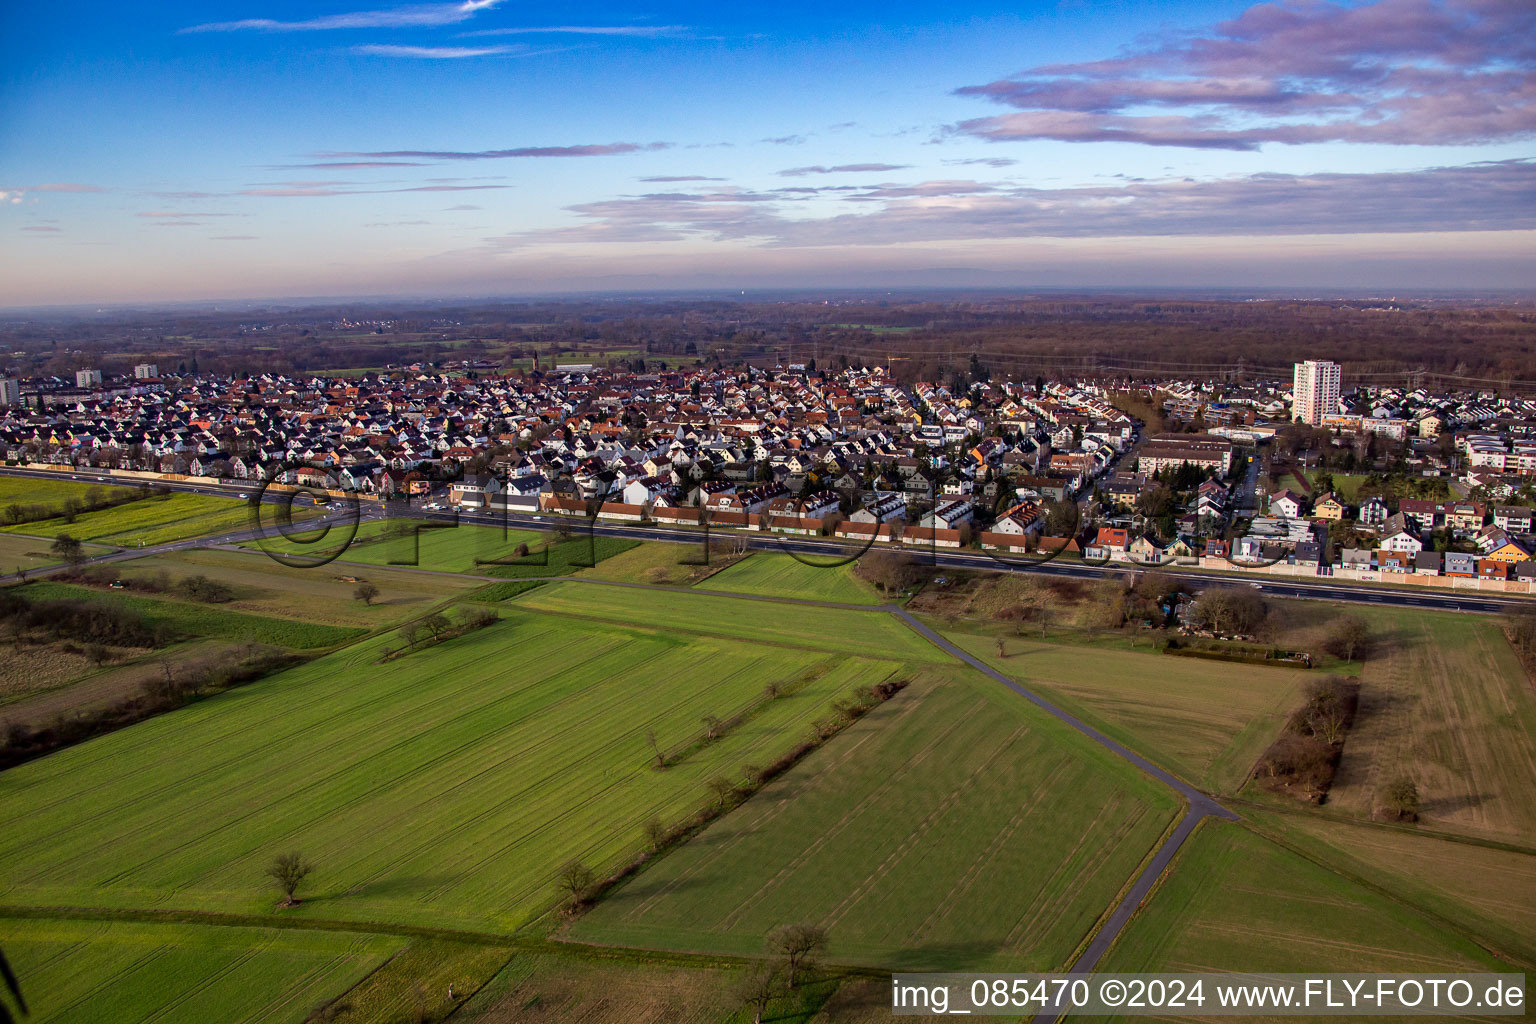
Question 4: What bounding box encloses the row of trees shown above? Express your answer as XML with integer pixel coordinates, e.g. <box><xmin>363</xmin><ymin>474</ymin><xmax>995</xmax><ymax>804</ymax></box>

<box><xmin>1256</xmin><ymin>676</ymin><xmax>1359</xmax><ymax>801</ymax></box>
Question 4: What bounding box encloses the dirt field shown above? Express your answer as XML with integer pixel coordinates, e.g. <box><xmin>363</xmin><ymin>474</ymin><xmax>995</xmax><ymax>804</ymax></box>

<box><xmin>463</xmin><ymin>953</ymin><xmax>741</xmax><ymax>1023</ymax></box>
<box><xmin>0</xmin><ymin>640</ymin><xmax>242</xmax><ymax>726</ymax></box>
<box><xmin>1321</xmin><ymin>607</ymin><xmax>1536</xmax><ymax>845</ymax></box>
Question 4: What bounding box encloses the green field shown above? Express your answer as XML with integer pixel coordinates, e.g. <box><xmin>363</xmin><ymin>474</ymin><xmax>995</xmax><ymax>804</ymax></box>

<box><xmin>0</xmin><ymin>611</ymin><xmax>894</xmax><ymax>932</ymax></box>
<box><xmin>1252</xmin><ymin>811</ymin><xmax>1536</xmax><ymax>967</ymax></box>
<box><xmin>17</xmin><ymin>580</ymin><xmax>365</xmax><ymax>650</ymax></box>
<box><xmin>698</xmin><ymin>553</ymin><xmax>885</xmax><ymax>606</ymax></box>
<box><xmin>0</xmin><ymin>474</ymin><xmax>110</xmax><ymax>508</ymax></box>
<box><xmin>249</xmin><ymin>520</ymin><xmax>636</xmax><ymax>580</ymax></box>
<box><xmin>0</xmin><ymin>917</ymin><xmax>404</xmax><ymax>1024</ymax></box>
<box><xmin>1103</xmin><ymin>821</ymin><xmax>1518</xmax><ymax>977</ymax></box>
<box><xmin>102</xmin><ymin>547</ymin><xmax>485</xmax><ymax>628</ymax></box>
<box><xmin>576</xmin><ymin>540</ymin><xmax>745</xmax><ymax>587</ymax></box>
<box><xmin>512</xmin><ymin>582</ymin><xmax>945</xmax><ymax>662</ymax></box>
<box><xmin>943</xmin><ymin>627</ymin><xmax>1308</xmax><ymax>793</ymax></box>
<box><xmin>571</xmin><ymin>667</ymin><xmax>1181</xmax><ymax>971</ymax></box>
<box><xmin>0</xmin><ymin>532</ymin><xmax>112</xmax><ymax>569</ymax></box>
<box><xmin>4</xmin><ymin>492</ymin><xmax>255</xmax><ymax>546</ymax></box>
<box><xmin>251</xmin><ymin>519</ymin><xmax>540</xmax><ymax>573</ymax></box>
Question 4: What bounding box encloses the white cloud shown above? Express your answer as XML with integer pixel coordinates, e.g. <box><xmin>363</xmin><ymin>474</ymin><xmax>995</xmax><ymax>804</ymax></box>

<box><xmin>185</xmin><ymin>0</ymin><xmax>504</xmax><ymax>33</ymax></box>
<box><xmin>350</xmin><ymin>44</ymin><xmax>517</xmax><ymax>58</ymax></box>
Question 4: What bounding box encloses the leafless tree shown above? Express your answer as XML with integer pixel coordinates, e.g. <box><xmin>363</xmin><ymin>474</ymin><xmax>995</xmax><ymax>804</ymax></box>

<box><xmin>708</xmin><ymin>775</ymin><xmax>738</xmax><ymax>810</ymax></box>
<box><xmin>553</xmin><ymin>860</ymin><xmax>597</xmax><ymax>910</ymax></box>
<box><xmin>734</xmin><ymin>963</ymin><xmax>781</xmax><ymax>1024</ymax></box>
<box><xmin>767</xmin><ymin>923</ymin><xmax>828</xmax><ymax>988</ymax></box>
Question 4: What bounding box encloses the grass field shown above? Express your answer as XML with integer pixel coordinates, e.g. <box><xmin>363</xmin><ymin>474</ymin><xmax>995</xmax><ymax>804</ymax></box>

<box><xmin>251</xmin><ymin>519</ymin><xmax>542</xmax><ymax>573</ymax></box>
<box><xmin>3</xmin><ymin>492</ymin><xmax>255</xmax><ymax>546</ymax></box>
<box><xmin>574</xmin><ymin>540</ymin><xmax>745</xmax><ymax>587</ymax></box>
<box><xmin>0</xmin><ymin>611</ymin><xmax>895</xmax><ymax>932</ymax></box>
<box><xmin>570</xmin><ymin>667</ymin><xmax>1181</xmax><ymax>971</ymax></box>
<box><xmin>250</xmin><ymin>520</ymin><xmax>636</xmax><ymax>580</ymax></box>
<box><xmin>0</xmin><ymin>474</ymin><xmax>109</xmax><ymax>507</ymax></box>
<box><xmin>17</xmin><ymin>580</ymin><xmax>364</xmax><ymax>650</ymax></box>
<box><xmin>697</xmin><ymin>553</ymin><xmax>885</xmax><ymax>606</ymax></box>
<box><xmin>1252</xmin><ymin>811</ymin><xmax>1536</xmax><ymax>967</ymax></box>
<box><xmin>941</xmin><ymin>626</ymin><xmax>1308</xmax><ymax>793</ymax></box>
<box><xmin>1317</xmin><ymin>607</ymin><xmax>1536</xmax><ymax>844</ymax></box>
<box><xmin>1103</xmin><ymin>821</ymin><xmax>1518</xmax><ymax>978</ymax></box>
<box><xmin>512</xmin><ymin>582</ymin><xmax>945</xmax><ymax>662</ymax></box>
<box><xmin>0</xmin><ymin>917</ymin><xmax>404</xmax><ymax>1024</ymax></box>
<box><xmin>0</xmin><ymin>532</ymin><xmax>112</xmax><ymax>569</ymax></box>
<box><xmin>103</xmin><ymin>547</ymin><xmax>485</xmax><ymax>628</ymax></box>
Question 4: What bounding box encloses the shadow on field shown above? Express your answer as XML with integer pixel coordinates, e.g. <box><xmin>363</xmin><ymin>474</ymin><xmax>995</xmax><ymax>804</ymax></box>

<box><xmin>881</xmin><ymin>940</ymin><xmax>1009</xmax><ymax>973</ymax></box>
<box><xmin>1419</xmin><ymin>791</ymin><xmax>1490</xmax><ymax>817</ymax></box>
<box><xmin>332</xmin><ymin>873</ymin><xmax>460</xmax><ymax>901</ymax></box>
<box><xmin>596</xmin><ymin>872</ymin><xmax>715</xmax><ymax>903</ymax></box>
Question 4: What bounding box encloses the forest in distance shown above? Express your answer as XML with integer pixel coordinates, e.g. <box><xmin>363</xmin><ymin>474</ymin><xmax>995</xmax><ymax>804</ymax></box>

<box><xmin>4</xmin><ymin>293</ymin><xmax>1535</xmax><ymax>388</ymax></box>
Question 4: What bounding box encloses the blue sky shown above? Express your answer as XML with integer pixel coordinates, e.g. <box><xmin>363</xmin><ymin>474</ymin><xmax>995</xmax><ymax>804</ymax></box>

<box><xmin>1</xmin><ymin>0</ymin><xmax>1532</xmax><ymax>305</ymax></box>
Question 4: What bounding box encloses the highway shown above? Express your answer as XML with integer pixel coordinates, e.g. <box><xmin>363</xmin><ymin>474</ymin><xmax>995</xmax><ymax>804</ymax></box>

<box><xmin>1</xmin><ymin>465</ymin><xmax>1526</xmax><ymax>614</ymax></box>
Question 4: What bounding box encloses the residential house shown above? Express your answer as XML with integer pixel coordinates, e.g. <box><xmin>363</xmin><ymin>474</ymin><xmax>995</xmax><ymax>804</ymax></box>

<box><xmin>850</xmin><ymin>492</ymin><xmax>906</xmax><ymax>525</ymax></box>
<box><xmin>1444</xmin><ymin>551</ymin><xmax>1478</xmax><ymax>577</ymax></box>
<box><xmin>1085</xmin><ymin>527</ymin><xmax>1129</xmax><ymax>561</ymax></box>
<box><xmin>1358</xmin><ymin>496</ymin><xmax>1390</xmax><ymax>527</ymax></box>
<box><xmin>1378</xmin><ymin>513</ymin><xmax>1423</xmax><ymax>553</ymax></box>
<box><xmin>1269</xmin><ymin>489</ymin><xmax>1306</xmax><ymax>518</ymax></box>
<box><xmin>920</xmin><ymin>499</ymin><xmax>973</xmax><ymax>530</ymax></box>
<box><xmin>1311</xmin><ymin>493</ymin><xmax>1347</xmax><ymax>521</ymax></box>
<box><xmin>1494</xmin><ymin>506</ymin><xmax>1534</xmax><ymax>533</ymax></box>
<box><xmin>1444</xmin><ymin>501</ymin><xmax>1487</xmax><ymax>534</ymax></box>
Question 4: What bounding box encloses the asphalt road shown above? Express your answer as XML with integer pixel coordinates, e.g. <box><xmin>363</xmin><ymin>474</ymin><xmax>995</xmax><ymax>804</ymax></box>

<box><xmin>1</xmin><ymin>465</ymin><xmax>1524</xmax><ymax>613</ymax></box>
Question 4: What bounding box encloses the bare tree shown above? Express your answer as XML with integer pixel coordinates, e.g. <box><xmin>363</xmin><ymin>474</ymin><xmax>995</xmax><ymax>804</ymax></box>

<box><xmin>734</xmin><ymin>963</ymin><xmax>781</xmax><ymax>1024</ymax></box>
<box><xmin>643</xmin><ymin>817</ymin><xmax>667</xmax><ymax>852</ymax></box>
<box><xmin>421</xmin><ymin>613</ymin><xmax>451</xmax><ymax>640</ymax></box>
<box><xmin>1381</xmin><ymin>775</ymin><xmax>1420</xmax><ymax>821</ymax></box>
<box><xmin>702</xmin><ymin>714</ymin><xmax>722</xmax><ymax>741</ymax></box>
<box><xmin>645</xmin><ymin>729</ymin><xmax>666</xmax><ymax>770</ymax></box>
<box><xmin>767</xmin><ymin>923</ymin><xmax>828</xmax><ymax>989</ymax></box>
<box><xmin>353</xmin><ymin>582</ymin><xmax>380</xmax><ymax>606</ymax></box>
<box><xmin>708</xmin><ymin>775</ymin><xmax>738</xmax><ymax>810</ymax></box>
<box><xmin>266</xmin><ymin>851</ymin><xmax>314</xmax><ymax>907</ymax></box>
<box><xmin>554</xmin><ymin>860</ymin><xmax>597</xmax><ymax>910</ymax></box>
<box><xmin>1324</xmin><ymin>615</ymin><xmax>1370</xmax><ymax>663</ymax></box>
<box><xmin>400</xmin><ymin>621</ymin><xmax>423</xmax><ymax>648</ymax></box>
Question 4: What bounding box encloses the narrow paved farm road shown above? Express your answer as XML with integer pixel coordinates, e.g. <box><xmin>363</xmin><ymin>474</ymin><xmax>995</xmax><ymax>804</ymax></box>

<box><xmin>888</xmin><ymin>609</ymin><xmax>1234</xmax><ymax>1023</ymax></box>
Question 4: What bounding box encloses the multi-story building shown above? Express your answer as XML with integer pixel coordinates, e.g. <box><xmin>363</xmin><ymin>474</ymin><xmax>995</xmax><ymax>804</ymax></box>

<box><xmin>133</xmin><ymin>363</ymin><xmax>158</xmax><ymax>379</ymax></box>
<box><xmin>0</xmin><ymin>378</ymin><xmax>18</xmax><ymax>406</ymax></box>
<box><xmin>1292</xmin><ymin>360</ymin><xmax>1341</xmax><ymax>426</ymax></box>
<box><xmin>75</xmin><ymin>368</ymin><xmax>103</xmax><ymax>388</ymax></box>
<box><xmin>1136</xmin><ymin>434</ymin><xmax>1234</xmax><ymax>476</ymax></box>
